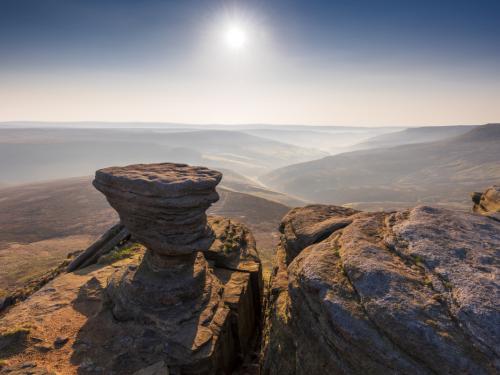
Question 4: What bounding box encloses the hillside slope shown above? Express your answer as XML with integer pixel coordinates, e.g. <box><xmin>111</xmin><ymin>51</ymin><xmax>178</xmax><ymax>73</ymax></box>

<box><xmin>352</xmin><ymin>125</ymin><xmax>477</xmax><ymax>150</ymax></box>
<box><xmin>262</xmin><ymin>124</ymin><xmax>500</xmax><ymax>209</ymax></box>
<box><xmin>242</xmin><ymin>127</ymin><xmax>397</xmax><ymax>154</ymax></box>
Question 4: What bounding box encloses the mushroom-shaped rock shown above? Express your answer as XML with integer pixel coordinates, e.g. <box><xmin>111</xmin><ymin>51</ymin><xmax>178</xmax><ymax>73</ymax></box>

<box><xmin>93</xmin><ymin>163</ymin><xmax>223</xmax><ymax>324</ymax></box>
<box><xmin>93</xmin><ymin>163</ymin><xmax>222</xmax><ymax>256</ymax></box>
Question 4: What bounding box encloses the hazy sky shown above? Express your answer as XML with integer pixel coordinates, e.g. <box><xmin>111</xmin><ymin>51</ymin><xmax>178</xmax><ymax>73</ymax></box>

<box><xmin>1</xmin><ymin>0</ymin><xmax>499</xmax><ymax>126</ymax></box>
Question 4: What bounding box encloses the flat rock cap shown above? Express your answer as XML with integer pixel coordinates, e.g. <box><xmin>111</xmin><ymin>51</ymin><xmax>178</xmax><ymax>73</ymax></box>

<box><xmin>94</xmin><ymin>163</ymin><xmax>222</xmax><ymax>196</ymax></box>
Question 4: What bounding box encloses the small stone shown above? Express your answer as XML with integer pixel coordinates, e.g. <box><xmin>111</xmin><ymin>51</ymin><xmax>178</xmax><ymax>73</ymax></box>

<box><xmin>35</xmin><ymin>343</ymin><xmax>52</xmax><ymax>352</ymax></box>
<box><xmin>53</xmin><ymin>336</ymin><xmax>69</xmax><ymax>348</ymax></box>
<box><xmin>0</xmin><ymin>296</ymin><xmax>8</xmax><ymax>311</ymax></box>
<box><xmin>20</xmin><ymin>361</ymin><xmax>36</xmax><ymax>369</ymax></box>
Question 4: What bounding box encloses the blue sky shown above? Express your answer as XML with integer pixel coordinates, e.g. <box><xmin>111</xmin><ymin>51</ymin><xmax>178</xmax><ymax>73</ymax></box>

<box><xmin>1</xmin><ymin>0</ymin><xmax>499</xmax><ymax>125</ymax></box>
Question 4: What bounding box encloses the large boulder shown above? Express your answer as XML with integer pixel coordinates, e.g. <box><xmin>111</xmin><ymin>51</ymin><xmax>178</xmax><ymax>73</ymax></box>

<box><xmin>262</xmin><ymin>204</ymin><xmax>499</xmax><ymax>375</ymax></box>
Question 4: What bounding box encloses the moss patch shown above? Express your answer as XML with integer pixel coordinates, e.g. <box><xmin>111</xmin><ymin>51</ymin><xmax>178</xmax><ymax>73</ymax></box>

<box><xmin>220</xmin><ymin>222</ymin><xmax>245</xmax><ymax>254</ymax></box>
<box><xmin>98</xmin><ymin>243</ymin><xmax>139</xmax><ymax>265</ymax></box>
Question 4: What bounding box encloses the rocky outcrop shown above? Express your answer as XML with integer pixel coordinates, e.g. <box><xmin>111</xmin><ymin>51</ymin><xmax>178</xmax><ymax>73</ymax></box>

<box><xmin>93</xmin><ymin>163</ymin><xmax>227</xmax><ymax>341</ymax></box>
<box><xmin>472</xmin><ymin>185</ymin><xmax>500</xmax><ymax>221</ymax></box>
<box><xmin>0</xmin><ymin>163</ymin><xmax>262</xmax><ymax>375</ymax></box>
<box><xmin>262</xmin><ymin>204</ymin><xmax>499</xmax><ymax>375</ymax></box>
<box><xmin>66</xmin><ymin>223</ymin><xmax>130</xmax><ymax>272</ymax></box>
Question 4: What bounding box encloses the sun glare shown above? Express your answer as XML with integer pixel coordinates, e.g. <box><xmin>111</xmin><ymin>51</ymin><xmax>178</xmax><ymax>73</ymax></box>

<box><xmin>225</xmin><ymin>25</ymin><xmax>247</xmax><ymax>49</ymax></box>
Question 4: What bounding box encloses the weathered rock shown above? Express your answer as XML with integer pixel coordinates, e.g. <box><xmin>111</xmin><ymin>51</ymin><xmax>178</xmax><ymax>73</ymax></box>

<box><xmin>472</xmin><ymin>185</ymin><xmax>500</xmax><ymax>221</ymax></box>
<box><xmin>0</xmin><ymin>162</ymin><xmax>261</xmax><ymax>375</ymax></box>
<box><xmin>280</xmin><ymin>205</ymin><xmax>359</xmax><ymax>263</ymax></box>
<box><xmin>0</xmin><ymin>219</ymin><xmax>262</xmax><ymax>374</ymax></box>
<box><xmin>92</xmin><ymin>164</ymin><xmax>225</xmax><ymax>334</ymax></box>
<box><xmin>263</xmin><ymin>204</ymin><xmax>500</xmax><ymax>375</ymax></box>
<box><xmin>93</xmin><ymin>163</ymin><xmax>222</xmax><ymax>256</ymax></box>
<box><xmin>53</xmin><ymin>336</ymin><xmax>68</xmax><ymax>349</ymax></box>
<box><xmin>205</xmin><ymin>217</ymin><xmax>263</xmax><ymax>314</ymax></box>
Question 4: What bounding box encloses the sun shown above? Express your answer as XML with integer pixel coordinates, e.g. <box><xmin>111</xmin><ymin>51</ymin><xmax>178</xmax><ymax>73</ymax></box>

<box><xmin>225</xmin><ymin>25</ymin><xmax>247</xmax><ymax>49</ymax></box>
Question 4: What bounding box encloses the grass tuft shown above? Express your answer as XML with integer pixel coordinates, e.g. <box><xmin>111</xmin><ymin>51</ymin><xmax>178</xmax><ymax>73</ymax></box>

<box><xmin>98</xmin><ymin>243</ymin><xmax>139</xmax><ymax>265</ymax></box>
<box><xmin>221</xmin><ymin>224</ymin><xmax>244</xmax><ymax>253</ymax></box>
<box><xmin>423</xmin><ymin>276</ymin><xmax>433</xmax><ymax>287</ymax></box>
<box><xmin>412</xmin><ymin>254</ymin><xmax>425</xmax><ymax>267</ymax></box>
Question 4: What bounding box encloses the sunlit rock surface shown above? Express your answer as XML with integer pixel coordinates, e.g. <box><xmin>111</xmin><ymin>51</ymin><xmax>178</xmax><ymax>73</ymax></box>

<box><xmin>262</xmin><ymin>204</ymin><xmax>499</xmax><ymax>375</ymax></box>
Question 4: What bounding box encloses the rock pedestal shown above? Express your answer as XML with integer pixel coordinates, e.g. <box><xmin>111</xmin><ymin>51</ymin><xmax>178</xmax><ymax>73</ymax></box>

<box><xmin>92</xmin><ymin>163</ymin><xmax>223</xmax><ymax>325</ymax></box>
<box><xmin>93</xmin><ymin>163</ymin><xmax>222</xmax><ymax>257</ymax></box>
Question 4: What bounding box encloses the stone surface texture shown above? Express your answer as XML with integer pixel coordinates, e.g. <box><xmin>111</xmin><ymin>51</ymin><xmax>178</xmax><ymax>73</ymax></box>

<box><xmin>262</xmin><ymin>204</ymin><xmax>500</xmax><ymax>375</ymax></box>
<box><xmin>93</xmin><ymin>163</ymin><xmax>222</xmax><ymax>255</ymax></box>
<box><xmin>93</xmin><ymin>163</ymin><xmax>224</xmax><ymax>329</ymax></box>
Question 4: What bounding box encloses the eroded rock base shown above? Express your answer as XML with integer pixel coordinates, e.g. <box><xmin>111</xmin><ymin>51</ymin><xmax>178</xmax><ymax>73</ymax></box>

<box><xmin>0</xmin><ymin>217</ymin><xmax>262</xmax><ymax>375</ymax></box>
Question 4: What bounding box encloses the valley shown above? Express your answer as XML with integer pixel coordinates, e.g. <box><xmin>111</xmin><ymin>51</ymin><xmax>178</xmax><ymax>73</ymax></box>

<box><xmin>262</xmin><ymin>123</ymin><xmax>499</xmax><ymax>210</ymax></box>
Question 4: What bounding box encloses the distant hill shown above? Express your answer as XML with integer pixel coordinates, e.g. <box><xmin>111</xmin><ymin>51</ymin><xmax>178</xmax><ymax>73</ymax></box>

<box><xmin>0</xmin><ymin>175</ymin><xmax>290</xmax><ymax>291</ymax></box>
<box><xmin>351</xmin><ymin>125</ymin><xmax>477</xmax><ymax>150</ymax></box>
<box><xmin>261</xmin><ymin>124</ymin><xmax>500</xmax><ymax>209</ymax></box>
<box><xmin>241</xmin><ymin>127</ymin><xmax>398</xmax><ymax>154</ymax></box>
<box><xmin>453</xmin><ymin>122</ymin><xmax>500</xmax><ymax>141</ymax></box>
<box><xmin>0</xmin><ymin>128</ymin><xmax>326</xmax><ymax>184</ymax></box>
